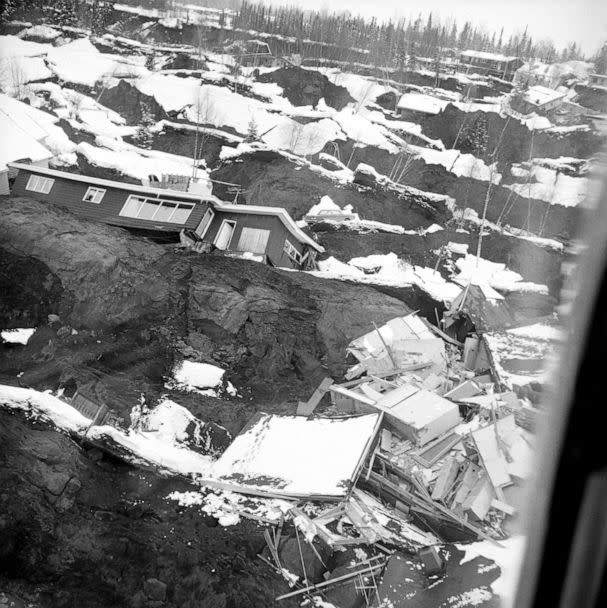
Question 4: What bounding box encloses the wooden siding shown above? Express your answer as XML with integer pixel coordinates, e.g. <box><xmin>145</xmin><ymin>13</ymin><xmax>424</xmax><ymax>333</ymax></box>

<box><xmin>204</xmin><ymin>210</ymin><xmax>306</xmax><ymax>269</ymax></box>
<box><xmin>11</xmin><ymin>169</ymin><xmax>209</xmax><ymax>232</ymax></box>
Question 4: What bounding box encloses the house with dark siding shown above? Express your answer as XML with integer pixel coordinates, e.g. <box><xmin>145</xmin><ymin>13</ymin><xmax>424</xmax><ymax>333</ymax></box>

<box><xmin>8</xmin><ymin>162</ymin><xmax>323</xmax><ymax>270</ymax></box>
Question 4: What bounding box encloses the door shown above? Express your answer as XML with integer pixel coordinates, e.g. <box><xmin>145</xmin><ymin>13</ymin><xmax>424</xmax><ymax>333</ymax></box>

<box><xmin>195</xmin><ymin>208</ymin><xmax>215</xmax><ymax>238</ymax></box>
<box><xmin>214</xmin><ymin>220</ymin><xmax>236</xmax><ymax>250</ymax></box>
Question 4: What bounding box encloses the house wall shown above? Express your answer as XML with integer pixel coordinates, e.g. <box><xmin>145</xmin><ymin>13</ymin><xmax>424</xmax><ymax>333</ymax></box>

<box><xmin>11</xmin><ymin>168</ymin><xmax>209</xmax><ymax>232</ymax></box>
<box><xmin>203</xmin><ymin>210</ymin><xmax>306</xmax><ymax>268</ymax></box>
<box><xmin>0</xmin><ymin>170</ymin><xmax>9</xmax><ymax>196</ymax></box>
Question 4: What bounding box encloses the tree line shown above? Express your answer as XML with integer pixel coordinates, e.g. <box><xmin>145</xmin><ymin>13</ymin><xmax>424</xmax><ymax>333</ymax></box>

<box><xmin>233</xmin><ymin>0</ymin><xmax>583</xmax><ymax>66</ymax></box>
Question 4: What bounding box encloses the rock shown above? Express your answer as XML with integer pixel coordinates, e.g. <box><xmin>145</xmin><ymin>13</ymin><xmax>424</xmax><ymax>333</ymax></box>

<box><xmin>0</xmin><ymin>198</ymin><xmax>410</xmax><ymax>408</ymax></box>
<box><xmin>279</xmin><ymin>536</ymin><xmax>332</xmax><ymax>584</ymax></box>
<box><xmin>55</xmin><ymin>476</ymin><xmax>82</xmax><ymax>512</ymax></box>
<box><xmin>57</xmin><ymin>325</ymin><xmax>72</xmax><ymax>338</ymax></box>
<box><xmin>143</xmin><ymin>578</ymin><xmax>167</xmax><ymax>601</ymax></box>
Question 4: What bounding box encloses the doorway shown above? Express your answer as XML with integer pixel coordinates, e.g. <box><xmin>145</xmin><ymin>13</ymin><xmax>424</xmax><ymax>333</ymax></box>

<box><xmin>214</xmin><ymin>220</ymin><xmax>236</xmax><ymax>250</ymax></box>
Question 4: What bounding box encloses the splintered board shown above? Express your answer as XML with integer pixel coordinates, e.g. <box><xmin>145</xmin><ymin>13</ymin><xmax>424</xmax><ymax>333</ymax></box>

<box><xmin>202</xmin><ymin>412</ymin><xmax>382</xmax><ymax>500</ymax></box>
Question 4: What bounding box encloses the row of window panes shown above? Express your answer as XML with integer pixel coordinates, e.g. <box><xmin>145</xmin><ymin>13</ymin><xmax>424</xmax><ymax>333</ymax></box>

<box><xmin>119</xmin><ymin>195</ymin><xmax>194</xmax><ymax>224</ymax></box>
<box><xmin>25</xmin><ymin>175</ymin><xmax>54</xmax><ymax>194</ymax></box>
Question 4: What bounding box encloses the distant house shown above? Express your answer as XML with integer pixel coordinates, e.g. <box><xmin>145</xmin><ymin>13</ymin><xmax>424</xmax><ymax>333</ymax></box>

<box><xmin>459</xmin><ymin>50</ymin><xmax>524</xmax><ymax>81</ymax></box>
<box><xmin>8</xmin><ymin>162</ymin><xmax>324</xmax><ymax>270</ymax></box>
<box><xmin>588</xmin><ymin>73</ymin><xmax>607</xmax><ymax>91</ymax></box>
<box><xmin>510</xmin><ymin>85</ymin><xmax>567</xmax><ymax>116</ymax></box>
<box><xmin>226</xmin><ymin>39</ymin><xmax>275</xmax><ymax>67</ymax></box>
<box><xmin>396</xmin><ymin>92</ymin><xmax>450</xmax><ymax>119</ymax></box>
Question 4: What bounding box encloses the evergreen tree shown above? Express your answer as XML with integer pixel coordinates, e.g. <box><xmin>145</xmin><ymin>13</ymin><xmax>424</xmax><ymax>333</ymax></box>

<box><xmin>594</xmin><ymin>41</ymin><xmax>607</xmax><ymax>75</ymax></box>
<box><xmin>245</xmin><ymin>116</ymin><xmax>259</xmax><ymax>142</ymax></box>
<box><xmin>134</xmin><ymin>101</ymin><xmax>155</xmax><ymax>150</ymax></box>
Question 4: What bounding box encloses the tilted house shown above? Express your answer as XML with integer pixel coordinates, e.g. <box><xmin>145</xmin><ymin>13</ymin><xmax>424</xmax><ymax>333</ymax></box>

<box><xmin>8</xmin><ymin>162</ymin><xmax>323</xmax><ymax>270</ymax></box>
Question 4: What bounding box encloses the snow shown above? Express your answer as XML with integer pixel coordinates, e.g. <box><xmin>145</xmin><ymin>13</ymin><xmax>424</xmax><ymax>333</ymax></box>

<box><xmin>0</xmin><ymin>384</ymin><xmax>91</xmax><ymax>433</ymax></box>
<box><xmin>1</xmin><ymin>328</ymin><xmax>35</xmax><ymax>344</ymax></box>
<box><xmin>310</xmin><ymin>253</ymin><xmax>462</xmax><ymax>303</ymax></box>
<box><xmin>397</xmin><ymin>92</ymin><xmax>450</xmax><ymax>115</ymax></box>
<box><xmin>332</xmin><ymin>106</ymin><xmax>401</xmax><ymax>153</ymax></box>
<box><xmin>87</xmin><ymin>424</ymin><xmax>214</xmax><ymax>476</ymax></box>
<box><xmin>0</xmin><ymin>111</ymin><xmax>52</xmax><ymax>171</ymax></box>
<box><xmin>168</xmin><ymin>361</ymin><xmax>226</xmax><ymax>396</ymax></box>
<box><xmin>506</xmin><ymin>163</ymin><xmax>589</xmax><ymax>207</ymax></box>
<box><xmin>206</xmin><ymin>413</ymin><xmax>380</xmax><ymax>498</ymax></box>
<box><xmin>316</xmin><ymin>68</ymin><xmax>396</xmax><ymax>104</ymax></box>
<box><xmin>0</xmin><ymin>55</ymin><xmax>53</xmax><ymax>95</ymax></box>
<box><xmin>0</xmin><ymin>35</ymin><xmax>49</xmax><ymax>58</ymax></box>
<box><xmin>408</xmin><ymin>145</ymin><xmax>501</xmax><ymax>183</ymax></box>
<box><xmin>453</xmin><ymin>254</ymin><xmax>549</xmax><ymax>295</ymax></box>
<box><xmin>139</xmin><ymin>398</ymin><xmax>208</xmax><ymax>445</ymax></box>
<box><xmin>46</xmin><ymin>38</ymin><xmax>147</xmax><ymax>87</ymax></box>
<box><xmin>167</xmin><ymin>489</ymin><xmax>293</xmax><ymax>526</ymax></box>
<box><xmin>523</xmin><ymin>114</ymin><xmax>552</xmax><ymax>130</ymax></box>
<box><xmin>523</xmin><ymin>85</ymin><xmax>566</xmax><ymax>108</ymax></box>
<box><xmin>306</xmin><ymin>195</ymin><xmax>343</xmax><ymax>216</ymax></box>
<box><xmin>17</xmin><ymin>25</ymin><xmax>62</xmax><ymax>41</ymax></box>
<box><xmin>76</xmin><ymin>141</ymin><xmax>211</xmax><ymax>192</ymax></box>
<box><xmin>262</xmin><ymin>115</ymin><xmax>344</xmax><ymax>156</ymax></box>
<box><xmin>457</xmin><ymin>536</ymin><xmax>527</xmax><ymax>605</ymax></box>
<box><xmin>508</xmin><ymin>323</ymin><xmax>563</xmax><ymax>341</ymax></box>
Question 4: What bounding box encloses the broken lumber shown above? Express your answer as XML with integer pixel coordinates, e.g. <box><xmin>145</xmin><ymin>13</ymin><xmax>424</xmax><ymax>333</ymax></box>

<box><xmin>431</xmin><ymin>456</ymin><xmax>460</xmax><ymax>501</ymax></box>
<box><xmin>297</xmin><ymin>377</ymin><xmax>334</xmax><ymax>416</ymax></box>
<box><xmin>275</xmin><ymin>563</ymin><xmax>385</xmax><ymax>601</ymax></box>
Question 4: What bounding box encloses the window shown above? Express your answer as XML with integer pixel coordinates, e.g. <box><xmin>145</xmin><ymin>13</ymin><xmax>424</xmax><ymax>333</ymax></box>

<box><xmin>283</xmin><ymin>239</ymin><xmax>302</xmax><ymax>263</ymax></box>
<box><xmin>196</xmin><ymin>208</ymin><xmax>215</xmax><ymax>238</ymax></box>
<box><xmin>236</xmin><ymin>228</ymin><xmax>270</xmax><ymax>255</ymax></box>
<box><xmin>119</xmin><ymin>195</ymin><xmax>194</xmax><ymax>224</ymax></box>
<box><xmin>25</xmin><ymin>174</ymin><xmax>54</xmax><ymax>194</ymax></box>
<box><xmin>83</xmin><ymin>187</ymin><xmax>106</xmax><ymax>204</ymax></box>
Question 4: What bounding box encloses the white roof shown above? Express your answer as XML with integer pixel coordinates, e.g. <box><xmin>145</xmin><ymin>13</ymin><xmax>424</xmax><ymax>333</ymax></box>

<box><xmin>7</xmin><ymin>162</ymin><xmax>323</xmax><ymax>252</ymax></box>
<box><xmin>523</xmin><ymin>85</ymin><xmax>566</xmax><ymax>107</ymax></box>
<box><xmin>397</xmin><ymin>93</ymin><xmax>449</xmax><ymax>115</ymax></box>
<box><xmin>460</xmin><ymin>50</ymin><xmax>520</xmax><ymax>63</ymax></box>
<box><xmin>0</xmin><ymin>114</ymin><xmax>52</xmax><ymax>171</ymax></box>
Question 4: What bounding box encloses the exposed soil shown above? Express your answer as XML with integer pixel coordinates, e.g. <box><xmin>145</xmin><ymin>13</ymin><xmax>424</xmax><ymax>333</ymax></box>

<box><xmin>256</xmin><ymin>66</ymin><xmax>354</xmax><ymax>110</ymax></box>
<box><xmin>417</xmin><ymin>105</ymin><xmax>603</xmax><ymax>166</ymax></box>
<box><xmin>99</xmin><ymin>80</ymin><xmax>168</xmax><ymax>126</ymax></box>
<box><xmin>210</xmin><ymin>152</ymin><xmax>451</xmax><ymax>227</ymax></box>
<box><xmin>0</xmin><ymin>196</ymin><xmax>411</xmax><ymax>412</ymax></box>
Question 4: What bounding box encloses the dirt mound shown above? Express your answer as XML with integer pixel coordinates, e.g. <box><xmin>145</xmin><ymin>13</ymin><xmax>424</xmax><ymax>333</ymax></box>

<box><xmin>98</xmin><ymin>79</ymin><xmax>167</xmax><ymax>125</ymax></box>
<box><xmin>313</xmin><ymin>227</ymin><xmax>563</xmax><ymax>295</ymax></box>
<box><xmin>0</xmin><ymin>197</ymin><xmax>410</xmax><ymax>411</ymax></box>
<box><xmin>0</xmin><ymin>410</ymin><xmax>299</xmax><ymax>608</ymax></box>
<box><xmin>419</xmin><ymin>105</ymin><xmax>603</xmax><ymax>166</ymax></box>
<box><xmin>211</xmin><ymin>152</ymin><xmax>450</xmax><ymax>227</ymax></box>
<box><xmin>332</xmin><ymin>141</ymin><xmax>585</xmax><ymax>239</ymax></box>
<box><xmin>257</xmin><ymin>66</ymin><xmax>354</xmax><ymax>110</ymax></box>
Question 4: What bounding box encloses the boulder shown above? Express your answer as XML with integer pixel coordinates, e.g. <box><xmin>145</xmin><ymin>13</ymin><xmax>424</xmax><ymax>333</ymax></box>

<box><xmin>143</xmin><ymin>578</ymin><xmax>167</xmax><ymax>601</ymax></box>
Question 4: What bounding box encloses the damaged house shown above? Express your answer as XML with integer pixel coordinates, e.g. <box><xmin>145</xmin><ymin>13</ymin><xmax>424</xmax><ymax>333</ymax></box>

<box><xmin>8</xmin><ymin>162</ymin><xmax>323</xmax><ymax>269</ymax></box>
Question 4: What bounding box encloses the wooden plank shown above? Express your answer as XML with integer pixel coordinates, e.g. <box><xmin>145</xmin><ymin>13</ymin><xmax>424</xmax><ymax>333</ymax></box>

<box><xmin>276</xmin><ymin>563</ymin><xmax>385</xmax><ymax>601</ymax></box>
<box><xmin>411</xmin><ymin>432</ymin><xmax>462</xmax><ymax>468</ymax></box>
<box><xmin>462</xmin><ymin>475</ymin><xmax>495</xmax><ymax>521</ymax></box>
<box><xmin>348</xmin><ymin>412</ymin><xmax>384</xmax><ymax>495</ymax></box>
<box><xmin>431</xmin><ymin>457</ymin><xmax>461</xmax><ymax>501</ymax></box>
<box><xmin>364</xmin><ymin>470</ymin><xmax>500</xmax><ymax>543</ymax></box>
<box><xmin>471</xmin><ymin>423</ymin><xmax>511</xmax><ymax>489</ymax></box>
<box><xmin>380</xmin><ymin>429</ymin><xmax>392</xmax><ymax>452</ymax></box>
<box><xmin>452</xmin><ymin>462</ymin><xmax>482</xmax><ymax>507</ymax></box>
<box><xmin>329</xmin><ymin>384</ymin><xmax>377</xmax><ymax>406</ymax></box>
<box><xmin>491</xmin><ymin>498</ymin><xmax>516</xmax><ymax>516</ymax></box>
<box><xmin>297</xmin><ymin>377</ymin><xmax>334</xmax><ymax>416</ymax></box>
